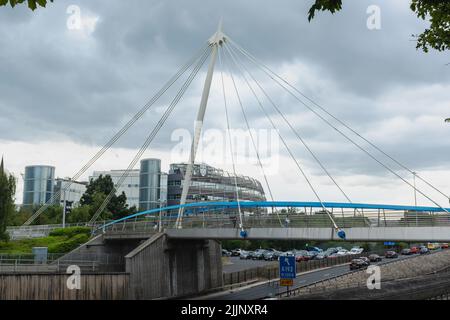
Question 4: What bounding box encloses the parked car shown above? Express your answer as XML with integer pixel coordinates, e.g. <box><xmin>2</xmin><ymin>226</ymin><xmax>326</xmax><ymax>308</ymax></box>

<box><xmin>385</xmin><ymin>251</ymin><xmax>398</xmax><ymax>258</ymax></box>
<box><xmin>222</xmin><ymin>249</ymin><xmax>232</xmax><ymax>257</ymax></box>
<box><xmin>349</xmin><ymin>247</ymin><xmax>364</xmax><ymax>255</ymax></box>
<box><xmin>442</xmin><ymin>243</ymin><xmax>449</xmax><ymax>249</ymax></box>
<box><xmin>306</xmin><ymin>246</ymin><xmax>323</xmax><ymax>253</ymax></box>
<box><xmin>336</xmin><ymin>249</ymin><xmax>349</xmax><ymax>256</ymax></box>
<box><xmin>239</xmin><ymin>250</ymin><xmax>251</xmax><ymax>259</ymax></box>
<box><xmin>359</xmin><ymin>256</ymin><xmax>371</xmax><ymax>266</ymax></box>
<box><xmin>231</xmin><ymin>249</ymin><xmax>242</xmax><ymax>256</ymax></box>
<box><xmin>427</xmin><ymin>243</ymin><xmax>438</xmax><ymax>250</ymax></box>
<box><xmin>419</xmin><ymin>246</ymin><xmax>430</xmax><ymax>254</ymax></box>
<box><xmin>306</xmin><ymin>251</ymin><xmax>318</xmax><ymax>259</ymax></box>
<box><xmin>401</xmin><ymin>248</ymin><xmax>412</xmax><ymax>255</ymax></box>
<box><xmin>294</xmin><ymin>250</ymin><xmax>310</xmax><ymax>262</ymax></box>
<box><xmin>253</xmin><ymin>249</ymin><xmax>267</xmax><ymax>260</ymax></box>
<box><xmin>349</xmin><ymin>259</ymin><xmax>367</xmax><ymax>270</ymax></box>
<box><xmin>409</xmin><ymin>247</ymin><xmax>420</xmax><ymax>254</ymax></box>
<box><xmin>314</xmin><ymin>253</ymin><xmax>326</xmax><ymax>260</ymax></box>
<box><xmin>263</xmin><ymin>250</ymin><xmax>281</xmax><ymax>261</ymax></box>
<box><xmin>368</xmin><ymin>254</ymin><xmax>382</xmax><ymax>262</ymax></box>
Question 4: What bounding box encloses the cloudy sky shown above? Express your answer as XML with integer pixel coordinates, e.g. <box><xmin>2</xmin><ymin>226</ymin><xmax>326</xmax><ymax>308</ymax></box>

<box><xmin>1</xmin><ymin>0</ymin><xmax>449</xmax><ymax>208</ymax></box>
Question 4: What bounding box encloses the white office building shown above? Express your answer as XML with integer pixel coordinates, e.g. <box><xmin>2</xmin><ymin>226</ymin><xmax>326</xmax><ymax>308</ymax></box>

<box><xmin>90</xmin><ymin>170</ymin><xmax>140</xmax><ymax>208</ymax></box>
<box><xmin>54</xmin><ymin>178</ymin><xmax>87</xmax><ymax>207</ymax></box>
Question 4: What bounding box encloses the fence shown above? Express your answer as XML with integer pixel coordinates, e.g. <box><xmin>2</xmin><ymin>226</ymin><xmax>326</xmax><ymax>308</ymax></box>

<box><xmin>222</xmin><ymin>254</ymin><xmax>360</xmax><ymax>287</ymax></box>
<box><xmin>0</xmin><ymin>253</ymin><xmax>125</xmax><ymax>273</ymax></box>
<box><xmin>0</xmin><ymin>273</ymin><xmax>129</xmax><ymax>300</ymax></box>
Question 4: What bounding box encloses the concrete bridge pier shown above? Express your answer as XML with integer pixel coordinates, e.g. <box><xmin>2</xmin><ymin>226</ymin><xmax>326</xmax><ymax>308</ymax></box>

<box><xmin>125</xmin><ymin>233</ymin><xmax>223</xmax><ymax>299</ymax></box>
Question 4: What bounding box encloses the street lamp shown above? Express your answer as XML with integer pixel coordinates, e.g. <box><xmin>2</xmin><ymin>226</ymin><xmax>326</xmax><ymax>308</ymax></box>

<box><xmin>412</xmin><ymin>172</ymin><xmax>417</xmax><ymax>207</ymax></box>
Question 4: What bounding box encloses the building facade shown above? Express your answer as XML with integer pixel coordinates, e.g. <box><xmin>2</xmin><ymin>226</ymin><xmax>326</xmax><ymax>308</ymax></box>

<box><xmin>166</xmin><ymin>163</ymin><xmax>266</xmax><ymax>207</ymax></box>
<box><xmin>138</xmin><ymin>159</ymin><xmax>168</xmax><ymax>211</ymax></box>
<box><xmin>22</xmin><ymin>165</ymin><xmax>55</xmax><ymax>207</ymax></box>
<box><xmin>53</xmin><ymin>178</ymin><xmax>87</xmax><ymax>208</ymax></box>
<box><xmin>90</xmin><ymin>170</ymin><xmax>140</xmax><ymax>208</ymax></box>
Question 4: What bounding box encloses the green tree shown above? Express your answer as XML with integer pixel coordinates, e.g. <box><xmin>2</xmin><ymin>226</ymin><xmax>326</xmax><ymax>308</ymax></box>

<box><xmin>80</xmin><ymin>174</ymin><xmax>134</xmax><ymax>221</ymax></box>
<box><xmin>0</xmin><ymin>158</ymin><xmax>16</xmax><ymax>240</ymax></box>
<box><xmin>308</xmin><ymin>0</ymin><xmax>450</xmax><ymax>53</ymax></box>
<box><xmin>0</xmin><ymin>0</ymin><xmax>53</xmax><ymax>11</ymax></box>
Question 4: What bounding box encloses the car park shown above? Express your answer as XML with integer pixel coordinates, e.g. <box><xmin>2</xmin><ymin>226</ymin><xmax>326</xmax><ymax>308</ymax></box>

<box><xmin>368</xmin><ymin>254</ymin><xmax>382</xmax><ymax>262</ymax></box>
<box><xmin>385</xmin><ymin>251</ymin><xmax>398</xmax><ymax>258</ymax></box>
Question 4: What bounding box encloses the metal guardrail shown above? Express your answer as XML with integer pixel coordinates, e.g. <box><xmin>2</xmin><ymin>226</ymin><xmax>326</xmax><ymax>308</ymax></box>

<box><xmin>278</xmin><ymin>249</ymin><xmax>445</xmax><ymax>298</ymax></box>
<box><xmin>0</xmin><ymin>252</ymin><xmax>125</xmax><ymax>273</ymax></box>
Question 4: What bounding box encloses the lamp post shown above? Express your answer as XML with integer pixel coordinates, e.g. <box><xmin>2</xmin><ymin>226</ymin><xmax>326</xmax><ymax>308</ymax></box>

<box><xmin>413</xmin><ymin>172</ymin><xmax>417</xmax><ymax>207</ymax></box>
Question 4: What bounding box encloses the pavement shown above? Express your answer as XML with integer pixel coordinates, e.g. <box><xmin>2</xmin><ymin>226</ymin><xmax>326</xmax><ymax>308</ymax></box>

<box><xmin>194</xmin><ymin>252</ymin><xmax>427</xmax><ymax>300</ymax></box>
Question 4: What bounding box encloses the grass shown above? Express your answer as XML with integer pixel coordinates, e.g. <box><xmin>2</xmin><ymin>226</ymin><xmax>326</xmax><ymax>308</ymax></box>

<box><xmin>0</xmin><ymin>227</ymin><xmax>91</xmax><ymax>255</ymax></box>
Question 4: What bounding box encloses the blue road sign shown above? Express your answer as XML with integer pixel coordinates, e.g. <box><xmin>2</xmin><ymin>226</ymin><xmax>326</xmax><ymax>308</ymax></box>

<box><xmin>384</xmin><ymin>241</ymin><xmax>396</xmax><ymax>246</ymax></box>
<box><xmin>279</xmin><ymin>255</ymin><xmax>296</xmax><ymax>279</ymax></box>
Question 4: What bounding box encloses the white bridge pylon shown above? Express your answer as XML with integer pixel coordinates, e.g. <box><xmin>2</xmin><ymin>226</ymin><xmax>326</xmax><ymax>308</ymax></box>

<box><xmin>175</xmin><ymin>21</ymin><xmax>229</xmax><ymax>229</ymax></box>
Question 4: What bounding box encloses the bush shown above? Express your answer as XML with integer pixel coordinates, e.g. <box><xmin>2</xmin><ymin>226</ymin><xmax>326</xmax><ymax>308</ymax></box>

<box><xmin>48</xmin><ymin>233</ymin><xmax>90</xmax><ymax>253</ymax></box>
<box><xmin>49</xmin><ymin>226</ymin><xmax>91</xmax><ymax>238</ymax></box>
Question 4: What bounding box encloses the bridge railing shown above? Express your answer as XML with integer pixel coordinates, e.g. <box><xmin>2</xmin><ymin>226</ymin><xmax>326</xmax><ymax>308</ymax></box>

<box><xmin>99</xmin><ymin>208</ymin><xmax>450</xmax><ymax>233</ymax></box>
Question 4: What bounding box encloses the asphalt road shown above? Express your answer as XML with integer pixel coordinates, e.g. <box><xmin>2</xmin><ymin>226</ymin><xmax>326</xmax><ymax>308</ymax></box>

<box><xmin>223</xmin><ymin>256</ymin><xmax>276</xmax><ymax>273</ymax></box>
<box><xmin>196</xmin><ymin>253</ymin><xmax>428</xmax><ymax>300</ymax></box>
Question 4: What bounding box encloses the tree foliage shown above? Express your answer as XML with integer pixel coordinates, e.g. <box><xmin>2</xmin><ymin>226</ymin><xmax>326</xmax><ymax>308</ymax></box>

<box><xmin>79</xmin><ymin>174</ymin><xmax>136</xmax><ymax>221</ymax></box>
<box><xmin>308</xmin><ymin>0</ymin><xmax>343</xmax><ymax>21</ymax></box>
<box><xmin>0</xmin><ymin>0</ymin><xmax>53</xmax><ymax>11</ymax></box>
<box><xmin>308</xmin><ymin>0</ymin><xmax>450</xmax><ymax>53</ymax></box>
<box><xmin>0</xmin><ymin>160</ymin><xmax>16</xmax><ymax>240</ymax></box>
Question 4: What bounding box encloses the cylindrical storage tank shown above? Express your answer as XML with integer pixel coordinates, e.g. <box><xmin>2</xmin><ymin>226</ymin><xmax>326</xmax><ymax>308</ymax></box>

<box><xmin>22</xmin><ymin>165</ymin><xmax>55</xmax><ymax>207</ymax></box>
<box><xmin>139</xmin><ymin>159</ymin><xmax>161</xmax><ymax>211</ymax></box>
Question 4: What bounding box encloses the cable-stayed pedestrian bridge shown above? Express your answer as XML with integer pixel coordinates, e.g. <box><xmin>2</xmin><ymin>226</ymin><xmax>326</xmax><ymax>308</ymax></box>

<box><xmin>22</xmin><ymin>22</ymin><xmax>450</xmax><ymax>244</ymax></box>
<box><xmin>95</xmin><ymin>201</ymin><xmax>450</xmax><ymax>242</ymax></box>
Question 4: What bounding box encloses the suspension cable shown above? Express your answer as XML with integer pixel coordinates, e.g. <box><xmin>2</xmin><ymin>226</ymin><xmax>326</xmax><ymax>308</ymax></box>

<box><xmin>222</xmin><ymin>45</ymin><xmax>284</xmax><ymax>228</ymax></box>
<box><xmin>237</xmin><ymin>43</ymin><xmax>449</xmax><ymax>204</ymax></box>
<box><xmin>223</xmin><ymin>43</ymin><xmax>339</xmax><ymax>230</ymax></box>
<box><xmin>88</xmin><ymin>48</ymin><xmax>211</xmax><ymax>224</ymax></box>
<box><xmin>229</xmin><ymin>39</ymin><xmax>449</xmax><ymax>213</ymax></box>
<box><xmin>221</xmin><ymin>48</ymin><xmax>282</xmax><ymax>227</ymax></box>
<box><xmin>218</xmin><ymin>49</ymin><xmax>244</xmax><ymax>229</ymax></box>
<box><xmin>225</xmin><ymin>42</ymin><xmax>368</xmax><ymax>226</ymax></box>
<box><xmin>23</xmin><ymin>44</ymin><xmax>210</xmax><ymax>226</ymax></box>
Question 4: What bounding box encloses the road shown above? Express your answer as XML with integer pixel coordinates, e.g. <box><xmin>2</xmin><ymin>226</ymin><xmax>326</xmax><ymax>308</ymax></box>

<box><xmin>196</xmin><ymin>253</ymin><xmax>428</xmax><ymax>300</ymax></box>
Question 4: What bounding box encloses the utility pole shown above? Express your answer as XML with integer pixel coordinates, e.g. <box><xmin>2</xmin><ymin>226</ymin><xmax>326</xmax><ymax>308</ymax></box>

<box><xmin>62</xmin><ymin>189</ymin><xmax>67</xmax><ymax>229</ymax></box>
